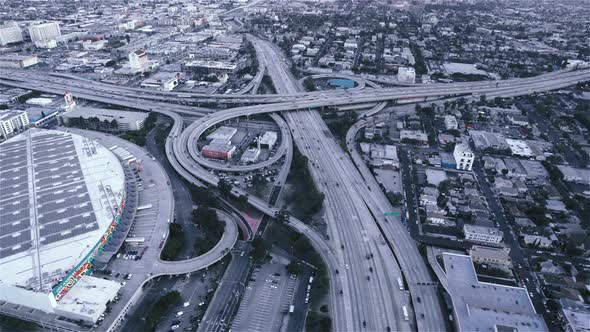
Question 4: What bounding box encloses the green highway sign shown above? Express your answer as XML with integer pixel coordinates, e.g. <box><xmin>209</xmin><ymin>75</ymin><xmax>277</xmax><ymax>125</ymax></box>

<box><xmin>383</xmin><ymin>212</ymin><xmax>400</xmax><ymax>216</ymax></box>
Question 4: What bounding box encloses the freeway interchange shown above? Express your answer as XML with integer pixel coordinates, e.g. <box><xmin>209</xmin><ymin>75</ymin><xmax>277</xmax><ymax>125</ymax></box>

<box><xmin>1</xmin><ymin>43</ymin><xmax>589</xmax><ymax>332</ymax></box>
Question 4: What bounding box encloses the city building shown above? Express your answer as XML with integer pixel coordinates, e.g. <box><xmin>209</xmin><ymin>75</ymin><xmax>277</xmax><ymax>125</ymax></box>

<box><xmin>140</xmin><ymin>72</ymin><xmax>179</xmax><ymax>91</ymax></box>
<box><xmin>34</xmin><ymin>39</ymin><xmax>57</xmax><ymax>49</ymax></box>
<box><xmin>557</xmin><ymin>165</ymin><xmax>590</xmax><ymax>185</ymax></box>
<box><xmin>506</xmin><ymin>139</ymin><xmax>534</xmax><ymax>158</ymax></box>
<box><xmin>184</xmin><ymin>60</ymin><xmax>239</xmax><ymax>75</ymax></box>
<box><xmin>82</xmin><ymin>40</ymin><xmax>108</xmax><ymax>51</ymax></box>
<box><xmin>370</xmin><ymin>144</ymin><xmax>399</xmax><ymax>168</ymax></box>
<box><xmin>469</xmin><ymin>245</ymin><xmax>512</xmax><ymax>266</ymax></box>
<box><xmin>453</xmin><ymin>142</ymin><xmax>474</xmax><ymax>171</ymax></box>
<box><xmin>28</xmin><ymin>22</ymin><xmax>61</xmax><ymax>43</ymax></box>
<box><xmin>400</xmin><ymin>130</ymin><xmax>428</xmax><ymax>145</ymax></box>
<box><xmin>129</xmin><ymin>49</ymin><xmax>148</xmax><ymax>71</ymax></box>
<box><xmin>520</xmin><ymin>160</ymin><xmax>549</xmax><ymax>179</ymax></box>
<box><xmin>202</xmin><ymin>141</ymin><xmax>236</xmax><ymax>160</ymax></box>
<box><xmin>440</xmin><ymin>152</ymin><xmax>457</xmax><ymax>169</ymax></box>
<box><xmin>469</xmin><ymin>130</ymin><xmax>509</xmax><ymax>152</ymax></box>
<box><xmin>0</xmin><ymin>88</ymin><xmax>31</xmax><ymax>105</ymax></box>
<box><xmin>0</xmin><ymin>109</ymin><xmax>29</xmax><ymax>137</ymax></box>
<box><xmin>240</xmin><ymin>147</ymin><xmax>260</xmax><ymax>163</ymax></box>
<box><xmin>61</xmin><ymin>107</ymin><xmax>148</xmax><ymax>132</ymax></box>
<box><xmin>523</xmin><ymin>234</ymin><xmax>554</xmax><ymax>249</ymax></box>
<box><xmin>0</xmin><ymin>129</ymin><xmax>126</xmax><ymax>323</ymax></box>
<box><xmin>206</xmin><ymin>126</ymin><xmax>237</xmax><ymax>142</ymax></box>
<box><xmin>258</xmin><ymin>131</ymin><xmax>278</xmax><ymax>149</ymax></box>
<box><xmin>397</xmin><ymin>66</ymin><xmax>415</xmax><ymax>83</ymax></box>
<box><xmin>463</xmin><ymin>224</ymin><xmax>503</xmax><ymax>244</ymax></box>
<box><xmin>26</xmin><ymin>107</ymin><xmax>60</xmax><ymax>128</ymax></box>
<box><xmin>426</xmin><ymin>211</ymin><xmax>445</xmax><ymax>224</ymax></box>
<box><xmin>54</xmin><ymin>275</ymin><xmax>120</xmax><ymax>323</ymax></box>
<box><xmin>0</xmin><ymin>54</ymin><xmax>39</xmax><ymax>69</ymax></box>
<box><xmin>26</xmin><ymin>97</ymin><xmax>54</xmax><ymax>107</ymax></box>
<box><xmin>0</xmin><ymin>23</ymin><xmax>23</xmax><ymax>46</ymax></box>
<box><xmin>559</xmin><ymin>299</ymin><xmax>590</xmax><ymax>332</ymax></box>
<box><xmin>439</xmin><ymin>253</ymin><xmax>547</xmax><ymax>332</ymax></box>
<box><xmin>444</xmin><ymin>115</ymin><xmax>458</xmax><ymax>130</ymax></box>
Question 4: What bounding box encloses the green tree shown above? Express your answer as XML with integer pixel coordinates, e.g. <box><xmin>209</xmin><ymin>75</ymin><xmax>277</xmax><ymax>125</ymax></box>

<box><xmin>274</xmin><ymin>206</ymin><xmax>289</xmax><ymax>224</ymax></box>
<box><xmin>303</xmin><ymin>77</ymin><xmax>317</xmax><ymax>91</ymax></box>
<box><xmin>251</xmin><ymin>238</ymin><xmax>266</xmax><ymax>262</ymax></box>
<box><xmin>143</xmin><ymin>291</ymin><xmax>181</xmax><ymax>331</ymax></box>
<box><xmin>386</xmin><ymin>192</ymin><xmax>403</xmax><ymax>207</ymax></box>
<box><xmin>218</xmin><ymin>178</ymin><xmax>232</xmax><ymax>198</ymax></box>
<box><xmin>161</xmin><ymin>223</ymin><xmax>185</xmax><ymax>260</ymax></box>
<box><xmin>236</xmin><ymin>194</ymin><xmax>249</xmax><ymax>208</ymax></box>
<box><xmin>287</xmin><ymin>262</ymin><xmax>300</xmax><ymax>274</ymax></box>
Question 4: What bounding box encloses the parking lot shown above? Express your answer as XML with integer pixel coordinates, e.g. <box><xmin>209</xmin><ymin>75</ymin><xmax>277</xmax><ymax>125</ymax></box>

<box><xmin>231</xmin><ymin>262</ymin><xmax>296</xmax><ymax>331</ymax></box>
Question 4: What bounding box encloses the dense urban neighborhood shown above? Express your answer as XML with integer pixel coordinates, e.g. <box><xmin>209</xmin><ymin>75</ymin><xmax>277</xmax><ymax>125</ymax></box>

<box><xmin>0</xmin><ymin>0</ymin><xmax>589</xmax><ymax>332</ymax></box>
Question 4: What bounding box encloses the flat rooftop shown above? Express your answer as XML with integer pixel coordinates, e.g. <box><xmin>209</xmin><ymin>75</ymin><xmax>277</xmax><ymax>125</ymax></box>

<box><xmin>55</xmin><ymin>275</ymin><xmax>121</xmax><ymax>323</ymax></box>
<box><xmin>0</xmin><ymin>129</ymin><xmax>125</xmax><ymax>292</ymax></box>
<box><xmin>0</xmin><ymin>109</ymin><xmax>25</xmax><ymax>121</ymax></box>
<box><xmin>442</xmin><ymin>253</ymin><xmax>547</xmax><ymax>332</ymax></box>
<box><xmin>206</xmin><ymin>126</ymin><xmax>237</xmax><ymax>141</ymax></box>
<box><xmin>62</xmin><ymin>107</ymin><xmax>148</xmax><ymax>123</ymax></box>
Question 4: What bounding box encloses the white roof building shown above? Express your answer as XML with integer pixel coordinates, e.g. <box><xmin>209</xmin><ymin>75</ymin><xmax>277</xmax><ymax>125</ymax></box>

<box><xmin>400</xmin><ymin>130</ymin><xmax>428</xmax><ymax>144</ymax></box>
<box><xmin>463</xmin><ymin>224</ymin><xmax>503</xmax><ymax>244</ymax></box>
<box><xmin>453</xmin><ymin>142</ymin><xmax>474</xmax><ymax>171</ymax></box>
<box><xmin>560</xmin><ymin>299</ymin><xmax>590</xmax><ymax>332</ymax></box>
<box><xmin>397</xmin><ymin>67</ymin><xmax>416</xmax><ymax>84</ymax></box>
<box><xmin>444</xmin><ymin>115</ymin><xmax>458</xmax><ymax>130</ymax></box>
<box><xmin>259</xmin><ymin>131</ymin><xmax>278</xmax><ymax>149</ymax></box>
<box><xmin>506</xmin><ymin>139</ymin><xmax>533</xmax><ymax>157</ymax></box>
<box><xmin>469</xmin><ymin>245</ymin><xmax>512</xmax><ymax>266</ymax></box>
<box><xmin>240</xmin><ymin>147</ymin><xmax>260</xmax><ymax>163</ymax></box>
<box><xmin>469</xmin><ymin>130</ymin><xmax>509</xmax><ymax>151</ymax></box>
<box><xmin>440</xmin><ymin>253</ymin><xmax>546</xmax><ymax>332</ymax></box>
<box><xmin>140</xmin><ymin>72</ymin><xmax>179</xmax><ymax>91</ymax></box>
<box><xmin>54</xmin><ymin>275</ymin><xmax>121</xmax><ymax>323</ymax></box>
<box><xmin>0</xmin><ymin>54</ymin><xmax>38</xmax><ymax>69</ymax></box>
<box><xmin>0</xmin><ymin>129</ymin><xmax>125</xmax><ymax>316</ymax></box>
<box><xmin>206</xmin><ymin>126</ymin><xmax>237</xmax><ymax>142</ymax></box>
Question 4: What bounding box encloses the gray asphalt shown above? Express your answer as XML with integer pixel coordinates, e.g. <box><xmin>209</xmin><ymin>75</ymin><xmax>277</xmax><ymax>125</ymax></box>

<box><xmin>198</xmin><ymin>241</ymin><xmax>251</xmax><ymax>332</ymax></box>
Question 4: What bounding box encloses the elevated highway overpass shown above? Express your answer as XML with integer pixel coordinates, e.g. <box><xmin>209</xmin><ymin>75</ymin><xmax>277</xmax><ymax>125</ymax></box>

<box><xmin>0</xmin><ymin>67</ymin><xmax>588</xmax><ymax>107</ymax></box>
<box><xmin>1</xmin><ymin>59</ymin><xmax>589</xmax><ymax>332</ymax></box>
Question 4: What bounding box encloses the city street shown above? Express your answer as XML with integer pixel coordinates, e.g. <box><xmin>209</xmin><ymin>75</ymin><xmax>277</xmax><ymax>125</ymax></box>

<box><xmin>473</xmin><ymin>161</ymin><xmax>557</xmax><ymax>329</ymax></box>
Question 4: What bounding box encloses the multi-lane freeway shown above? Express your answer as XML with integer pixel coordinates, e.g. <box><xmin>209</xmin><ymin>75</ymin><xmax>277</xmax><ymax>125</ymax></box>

<box><xmin>173</xmin><ymin>38</ymin><xmax>588</xmax><ymax>331</ymax></box>
<box><xmin>248</xmin><ymin>37</ymin><xmax>415</xmax><ymax>331</ymax></box>
<box><xmin>0</xmin><ymin>66</ymin><xmax>588</xmax><ymax>106</ymax></box>
<box><xmin>1</xmin><ymin>40</ymin><xmax>588</xmax><ymax>332</ymax></box>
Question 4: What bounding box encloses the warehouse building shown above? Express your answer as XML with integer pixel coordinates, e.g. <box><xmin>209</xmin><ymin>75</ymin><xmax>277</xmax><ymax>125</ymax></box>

<box><xmin>140</xmin><ymin>71</ymin><xmax>179</xmax><ymax>91</ymax></box>
<box><xmin>202</xmin><ymin>141</ymin><xmax>236</xmax><ymax>160</ymax></box>
<box><xmin>258</xmin><ymin>131</ymin><xmax>278</xmax><ymax>149</ymax></box>
<box><xmin>0</xmin><ymin>54</ymin><xmax>39</xmax><ymax>69</ymax></box>
<box><xmin>61</xmin><ymin>107</ymin><xmax>148</xmax><ymax>132</ymax></box>
<box><xmin>0</xmin><ymin>129</ymin><xmax>127</xmax><ymax>323</ymax></box>
<box><xmin>206</xmin><ymin>126</ymin><xmax>237</xmax><ymax>141</ymax></box>
<box><xmin>557</xmin><ymin>165</ymin><xmax>590</xmax><ymax>185</ymax></box>
<box><xmin>440</xmin><ymin>253</ymin><xmax>546</xmax><ymax>332</ymax></box>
